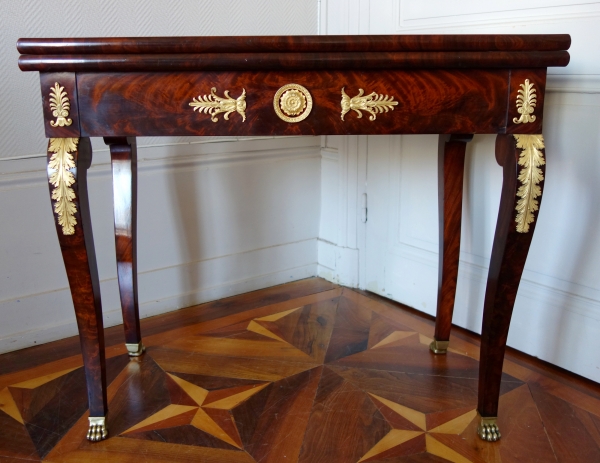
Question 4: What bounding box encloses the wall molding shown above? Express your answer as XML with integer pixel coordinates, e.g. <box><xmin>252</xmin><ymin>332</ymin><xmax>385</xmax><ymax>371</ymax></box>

<box><xmin>395</xmin><ymin>0</ymin><xmax>600</xmax><ymax>30</ymax></box>
<box><xmin>546</xmin><ymin>74</ymin><xmax>600</xmax><ymax>94</ymax></box>
<box><xmin>0</xmin><ymin>137</ymin><xmax>321</xmax><ymax>190</ymax></box>
<box><xmin>390</xmin><ymin>243</ymin><xmax>600</xmax><ymax>321</ymax></box>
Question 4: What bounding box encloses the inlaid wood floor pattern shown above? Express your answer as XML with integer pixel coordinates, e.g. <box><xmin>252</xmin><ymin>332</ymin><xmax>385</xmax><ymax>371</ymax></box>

<box><xmin>1</xmin><ymin>278</ymin><xmax>600</xmax><ymax>462</ymax></box>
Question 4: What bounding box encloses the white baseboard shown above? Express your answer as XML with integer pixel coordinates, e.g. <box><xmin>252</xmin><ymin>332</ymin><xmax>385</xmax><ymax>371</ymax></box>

<box><xmin>366</xmin><ymin>244</ymin><xmax>600</xmax><ymax>383</ymax></box>
<box><xmin>317</xmin><ymin>239</ymin><xmax>359</xmax><ymax>287</ymax></box>
<box><xmin>0</xmin><ymin>239</ymin><xmax>317</xmax><ymax>355</ymax></box>
<box><xmin>546</xmin><ymin>74</ymin><xmax>600</xmax><ymax>94</ymax></box>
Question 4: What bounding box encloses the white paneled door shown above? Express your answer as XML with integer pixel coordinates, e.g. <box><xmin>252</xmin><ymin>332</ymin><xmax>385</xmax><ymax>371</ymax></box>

<box><xmin>364</xmin><ymin>134</ymin><xmax>501</xmax><ymax>323</ymax></box>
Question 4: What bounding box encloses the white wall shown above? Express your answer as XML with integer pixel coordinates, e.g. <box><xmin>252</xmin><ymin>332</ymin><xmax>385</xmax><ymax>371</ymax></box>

<box><xmin>2</xmin><ymin>0</ymin><xmax>599</xmax><ymax>384</ymax></box>
<box><xmin>318</xmin><ymin>0</ymin><xmax>600</xmax><ymax>382</ymax></box>
<box><xmin>0</xmin><ymin>1</ymin><xmax>320</xmax><ymax>352</ymax></box>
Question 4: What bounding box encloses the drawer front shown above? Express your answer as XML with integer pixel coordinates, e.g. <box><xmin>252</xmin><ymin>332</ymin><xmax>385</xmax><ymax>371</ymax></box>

<box><xmin>68</xmin><ymin>69</ymin><xmax>543</xmax><ymax>137</ymax></box>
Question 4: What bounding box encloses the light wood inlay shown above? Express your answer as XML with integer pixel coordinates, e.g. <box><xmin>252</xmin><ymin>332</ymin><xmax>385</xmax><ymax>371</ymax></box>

<box><xmin>429</xmin><ymin>409</ymin><xmax>478</xmax><ymax>434</ymax></box>
<box><xmin>10</xmin><ymin>367</ymin><xmax>78</xmax><ymax>389</ymax></box>
<box><xmin>369</xmin><ymin>394</ymin><xmax>427</xmax><ymax>430</ymax></box>
<box><xmin>203</xmin><ymin>383</ymin><xmax>270</xmax><ymax>410</ymax></box>
<box><xmin>255</xmin><ymin>307</ymin><xmax>302</xmax><ymax>322</ymax></box>
<box><xmin>167</xmin><ymin>373</ymin><xmax>209</xmax><ymax>406</ymax></box>
<box><xmin>191</xmin><ymin>408</ymin><xmax>241</xmax><ymax>448</ymax></box>
<box><xmin>247</xmin><ymin>320</ymin><xmax>288</xmax><ymax>343</ymax></box>
<box><xmin>358</xmin><ymin>429</ymin><xmax>423</xmax><ymax>462</ymax></box>
<box><xmin>122</xmin><ymin>404</ymin><xmax>197</xmax><ymax>434</ymax></box>
<box><xmin>370</xmin><ymin>331</ymin><xmax>417</xmax><ymax>349</ymax></box>
<box><xmin>426</xmin><ymin>434</ymin><xmax>474</xmax><ymax>463</ymax></box>
<box><xmin>0</xmin><ymin>387</ymin><xmax>24</xmax><ymax>424</ymax></box>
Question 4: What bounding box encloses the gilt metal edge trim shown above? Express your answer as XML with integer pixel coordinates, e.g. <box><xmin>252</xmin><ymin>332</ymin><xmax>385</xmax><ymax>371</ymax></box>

<box><xmin>49</xmin><ymin>82</ymin><xmax>73</xmax><ymax>127</ymax></box>
<box><xmin>514</xmin><ymin>134</ymin><xmax>545</xmax><ymax>234</ymax></box>
<box><xmin>429</xmin><ymin>338</ymin><xmax>449</xmax><ymax>354</ymax></box>
<box><xmin>341</xmin><ymin>87</ymin><xmax>398</xmax><ymax>121</ymax></box>
<box><xmin>513</xmin><ymin>79</ymin><xmax>537</xmax><ymax>124</ymax></box>
<box><xmin>48</xmin><ymin>138</ymin><xmax>79</xmax><ymax>236</ymax></box>
<box><xmin>189</xmin><ymin>87</ymin><xmax>247</xmax><ymax>122</ymax></box>
<box><xmin>273</xmin><ymin>83</ymin><xmax>313</xmax><ymax>123</ymax></box>
<box><xmin>126</xmin><ymin>342</ymin><xmax>146</xmax><ymax>357</ymax></box>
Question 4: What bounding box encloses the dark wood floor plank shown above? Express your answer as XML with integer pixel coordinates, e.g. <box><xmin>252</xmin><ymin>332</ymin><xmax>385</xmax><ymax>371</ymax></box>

<box><xmin>528</xmin><ymin>373</ymin><xmax>600</xmax><ymax>421</ymax></box>
<box><xmin>331</xmin><ymin>365</ymin><xmax>479</xmax><ymax>414</ymax></box>
<box><xmin>529</xmin><ymin>381</ymin><xmax>600</xmax><ymax>463</ymax></box>
<box><xmin>246</xmin><ymin>366</ymin><xmax>323</xmax><ymax>463</ymax></box>
<box><xmin>367</xmin><ymin>312</ymin><xmax>416</xmax><ymax>349</ymax></box>
<box><xmin>230</xmin><ymin>383</ymin><xmax>273</xmax><ymax>449</ymax></box>
<box><xmin>333</xmin><ymin>343</ymin><xmax>482</xmax><ymax>380</ymax></box>
<box><xmin>126</xmin><ymin>424</ymin><xmax>242</xmax><ymax>450</ymax></box>
<box><xmin>324</xmin><ymin>295</ymin><xmax>372</xmax><ymax>363</ymax></box>
<box><xmin>149</xmin><ymin>346</ymin><xmax>317</xmax><ymax>382</ymax></box>
<box><xmin>46</xmin><ymin>438</ymin><xmax>257</xmax><ymax>463</ymax></box>
<box><xmin>0</xmin><ymin>411</ymin><xmax>39</xmax><ymax>461</ymax></box>
<box><xmin>271</xmin><ymin>298</ymin><xmax>339</xmax><ymax>362</ymax></box>
<box><xmin>493</xmin><ymin>384</ymin><xmax>557</xmax><ymax>463</ymax></box>
<box><xmin>298</xmin><ymin>367</ymin><xmax>390</xmax><ymax>463</ymax></box>
<box><xmin>106</xmin><ymin>355</ymin><xmax>172</xmax><ymax>437</ymax></box>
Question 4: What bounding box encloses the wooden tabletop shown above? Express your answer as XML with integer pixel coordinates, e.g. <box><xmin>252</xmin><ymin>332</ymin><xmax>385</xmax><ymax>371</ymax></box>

<box><xmin>18</xmin><ymin>34</ymin><xmax>570</xmax><ymax>72</ymax></box>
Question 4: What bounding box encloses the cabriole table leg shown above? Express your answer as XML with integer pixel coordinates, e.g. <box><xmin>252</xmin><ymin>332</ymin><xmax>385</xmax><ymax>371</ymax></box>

<box><xmin>477</xmin><ymin>133</ymin><xmax>546</xmax><ymax>441</ymax></box>
<box><xmin>104</xmin><ymin>137</ymin><xmax>144</xmax><ymax>357</ymax></box>
<box><xmin>46</xmin><ymin>137</ymin><xmax>108</xmax><ymax>441</ymax></box>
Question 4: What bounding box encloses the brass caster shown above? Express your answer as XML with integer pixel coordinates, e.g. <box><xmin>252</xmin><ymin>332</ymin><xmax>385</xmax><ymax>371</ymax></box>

<box><xmin>87</xmin><ymin>416</ymin><xmax>108</xmax><ymax>442</ymax></box>
<box><xmin>429</xmin><ymin>338</ymin><xmax>449</xmax><ymax>354</ymax></box>
<box><xmin>125</xmin><ymin>342</ymin><xmax>145</xmax><ymax>357</ymax></box>
<box><xmin>477</xmin><ymin>416</ymin><xmax>501</xmax><ymax>442</ymax></box>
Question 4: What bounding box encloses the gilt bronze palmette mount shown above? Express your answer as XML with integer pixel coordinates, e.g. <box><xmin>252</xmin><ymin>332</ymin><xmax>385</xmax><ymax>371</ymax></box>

<box><xmin>341</xmin><ymin>87</ymin><xmax>398</xmax><ymax>121</ymax></box>
<box><xmin>513</xmin><ymin>79</ymin><xmax>537</xmax><ymax>124</ymax></box>
<box><xmin>189</xmin><ymin>87</ymin><xmax>247</xmax><ymax>122</ymax></box>
<box><xmin>49</xmin><ymin>82</ymin><xmax>72</xmax><ymax>127</ymax></box>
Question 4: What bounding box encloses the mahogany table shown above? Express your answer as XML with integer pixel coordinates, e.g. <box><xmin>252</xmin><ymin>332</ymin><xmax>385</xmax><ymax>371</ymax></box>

<box><xmin>17</xmin><ymin>34</ymin><xmax>570</xmax><ymax>443</ymax></box>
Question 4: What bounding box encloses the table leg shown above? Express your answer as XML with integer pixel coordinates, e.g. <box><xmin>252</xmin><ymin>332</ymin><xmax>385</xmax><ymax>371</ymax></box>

<box><xmin>477</xmin><ymin>133</ymin><xmax>546</xmax><ymax>441</ymax></box>
<box><xmin>431</xmin><ymin>134</ymin><xmax>473</xmax><ymax>354</ymax></box>
<box><xmin>46</xmin><ymin>137</ymin><xmax>108</xmax><ymax>441</ymax></box>
<box><xmin>104</xmin><ymin>137</ymin><xmax>144</xmax><ymax>357</ymax></box>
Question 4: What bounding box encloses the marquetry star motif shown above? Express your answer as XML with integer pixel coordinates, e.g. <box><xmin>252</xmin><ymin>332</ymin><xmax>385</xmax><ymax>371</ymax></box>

<box><xmin>359</xmin><ymin>394</ymin><xmax>479</xmax><ymax>463</ymax></box>
<box><xmin>121</xmin><ymin>373</ymin><xmax>270</xmax><ymax>448</ymax></box>
<box><xmin>0</xmin><ymin>366</ymin><xmax>79</xmax><ymax>425</ymax></box>
<box><xmin>246</xmin><ymin>306</ymin><xmax>302</xmax><ymax>343</ymax></box>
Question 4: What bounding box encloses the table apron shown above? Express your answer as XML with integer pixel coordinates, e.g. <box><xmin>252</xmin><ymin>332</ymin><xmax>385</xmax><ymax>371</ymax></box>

<box><xmin>56</xmin><ymin>69</ymin><xmax>539</xmax><ymax>137</ymax></box>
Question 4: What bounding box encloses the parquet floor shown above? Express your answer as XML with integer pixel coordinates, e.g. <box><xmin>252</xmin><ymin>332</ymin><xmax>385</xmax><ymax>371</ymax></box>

<box><xmin>1</xmin><ymin>278</ymin><xmax>600</xmax><ymax>462</ymax></box>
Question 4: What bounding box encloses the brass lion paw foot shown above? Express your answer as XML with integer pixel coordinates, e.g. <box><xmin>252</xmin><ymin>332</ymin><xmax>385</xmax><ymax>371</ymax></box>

<box><xmin>125</xmin><ymin>342</ymin><xmax>146</xmax><ymax>357</ymax></box>
<box><xmin>477</xmin><ymin>416</ymin><xmax>501</xmax><ymax>442</ymax></box>
<box><xmin>87</xmin><ymin>417</ymin><xmax>108</xmax><ymax>442</ymax></box>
